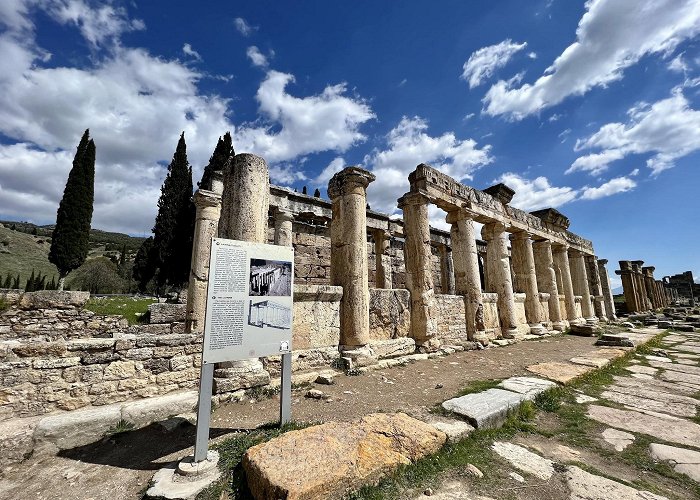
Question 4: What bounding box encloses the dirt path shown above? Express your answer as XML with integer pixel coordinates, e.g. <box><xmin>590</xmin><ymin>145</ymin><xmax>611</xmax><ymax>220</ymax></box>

<box><xmin>0</xmin><ymin>334</ymin><xmax>601</xmax><ymax>500</ymax></box>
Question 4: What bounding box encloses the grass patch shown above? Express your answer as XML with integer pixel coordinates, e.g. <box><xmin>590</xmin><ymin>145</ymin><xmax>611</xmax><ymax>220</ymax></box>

<box><xmin>196</xmin><ymin>421</ymin><xmax>316</xmax><ymax>499</ymax></box>
<box><xmin>534</xmin><ymin>386</ymin><xmax>569</xmax><ymax>412</ymax></box>
<box><xmin>456</xmin><ymin>379</ymin><xmax>502</xmax><ymax>397</ymax></box>
<box><xmin>83</xmin><ymin>295</ymin><xmax>156</xmax><ymax>325</ymax></box>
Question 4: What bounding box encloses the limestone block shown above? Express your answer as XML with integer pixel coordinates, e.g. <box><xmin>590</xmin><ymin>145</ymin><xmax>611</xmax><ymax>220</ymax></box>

<box><xmin>649</xmin><ymin>443</ymin><xmax>700</xmax><ymax>482</ymax></box>
<box><xmin>442</xmin><ymin>388</ymin><xmax>527</xmax><ymax>428</ymax></box>
<box><xmin>498</xmin><ymin>376</ymin><xmax>557</xmax><ymax>399</ymax></box>
<box><xmin>243</xmin><ymin>413</ymin><xmax>445</xmax><ymax>500</ymax></box>
<box><xmin>148</xmin><ymin>303</ymin><xmax>187</xmax><ymax>324</ymax></box>
<box><xmin>0</xmin><ymin>416</ymin><xmax>41</xmax><ymax>466</ymax></box>
<box><xmin>491</xmin><ymin>442</ymin><xmax>554</xmax><ymax>480</ymax></box>
<box><xmin>565</xmin><ymin>465</ymin><xmax>667</xmax><ymax>500</ymax></box>
<box><xmin>18</xmin><ymin>291</ymin><xmax>90</xmax><ymax>310</ymax></box>
<box><xmin>65</xmin><ymin>338</ymin><xmax>116</xmax><ymax>351</ymax></box>
<box><xmin>169</xmin><ymin>355</ymin><xmax>192</xmax><ymax>371</ymax></box>
<box><xmin>12</xmin><ymin>341</ymin><xmax>67</xmax><ymax>357</ymax></box>
<box><xmin>368</xmin><ymin>338</ymin><xmax>416</xmax><ymax>359</ymax></box>
<box><xmin>121</xmin><ymin>390</ymin><xmax>198</xmax><ymax>429</ymax></box>
<box><xmin>34</xmin><ymin>405</ymin><xmax>122</xmax><ymax>452</ymax></box>
<box><xmin>368</xmin><ymin>289</ymin><xmax>410</xmax><ymax>340</ymax></box>
<box><xmin>156</xmin><ymin>367</ymin><xmax>200</xmax><ymax>387</ymax></box>
<box><xmin>426</xmin><ymin>418</ymin><xmax>475</xmax><ymax>443</ymax></box>
<box><xmin>526</xmin><ymin>361</ymin><xmax>593</xmax><ymax>384</ymax></box>
<box><xmin>103</xmin><ymin>361</ymin><xmax>137</xmax><ymax>380</ymax></box>
<box><xmin>33</xmin><ymin>357</ymin><xmax>81</xmax><ymax>369</ymax></box>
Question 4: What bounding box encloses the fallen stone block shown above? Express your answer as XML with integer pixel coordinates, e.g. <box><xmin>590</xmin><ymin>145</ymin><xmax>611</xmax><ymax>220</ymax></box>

<box><xmin>569</xmin><ymin>324</ymin><xmax>600</xmax><ymax>337</ymax></box>
<box><xmin>491</xmin><ymin>442</ymin><xmax>554</xmax><ymax>480</ymax></box>
<box><xmin>526</xmin><ymin>361</ymin><xmax>592</xmax><ymax>384</ymax></box>
<box><xmin>18</xmin><ymin>290</ymin><xmax>90</xmax><ymax>310</ymax></box>
<box><xmin>0</xmin><ymin>416</ymin><xmax>41</xmax><ymax>466</ymax></box>
<box><xmin>426</xmin><ymin>418</ymin><xmax>475</xmax><ymax>443</ymax></box>
<box><xmin>34</xmin><ymin>405</ymin><xmax>122</xmax><ymax>453</ymax></box>
<box><xmin>368</xmin><ymin>338</ymin><xmax>415</xmax><ymax>359</ymax></box>
<box><xmin>442</xmin><ymin>388</ymin><xmax>526</xmax><ymax>428</ymax></box>
<box><xmin>242</xmin><ymin>413</ymin><xmax>445</xmax><ymax>500</ymax></box>
<box><xmin>121</xmin><ymin>391</ymin><xmax>198</xmax><ymax>429</ymax></box>
<box><xmin>497</xmin><ymin>376</ymin><xmax>556</xmax><ymax>399</ymax></box>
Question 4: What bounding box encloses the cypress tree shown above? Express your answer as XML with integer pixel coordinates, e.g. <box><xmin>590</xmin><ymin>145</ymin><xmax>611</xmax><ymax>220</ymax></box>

<box><xmin>12</xmin><ymin>274</ymin><xmax>20</xmax><ymax>289</ymax></box>
<box><xmin>3</xmin><ymin>273</ymin><xmax>12</xmax><ymax>288</ymax></box>
<box><xmin>25</xmin><ymin>270</ymin><xmax>35</xmax><ymax>292</ymax></box>
<box><xmin>132</xmin><ymin>237</ymin><xmax>156</xmax><ymax>292</ymax></box>
<box><xmin>198</xmin><ymin>132</ymin><xmax>232</xmax><ymax>191</ymax></box>
<box><xmin>313</xmin><ymin>188</ymin><xmax>321</xmax><ymax>198</ymax></box>
<box><xmin>152</xmin><ymin>133</ymin><xmax>194</xmax><ymax>289</ymax></box>
<box><xmin>49</xmin><ymin>129</ymin><xmax>95</xmax><ymax>290</ymax></box>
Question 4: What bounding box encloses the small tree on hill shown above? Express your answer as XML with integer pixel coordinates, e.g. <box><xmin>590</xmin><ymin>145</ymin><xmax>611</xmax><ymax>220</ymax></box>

<box><xmin>49</xmin><ymin>129</ymin><xmax>96</xmax><ymax>290</ymax></box>
<box><xmin>151</xmin><ymin>133</ymin><xmax>194</xmax><ymax>290</ymax></box>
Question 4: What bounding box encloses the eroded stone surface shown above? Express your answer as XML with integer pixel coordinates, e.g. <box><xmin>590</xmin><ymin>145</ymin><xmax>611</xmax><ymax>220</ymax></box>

<box><xmin>442</xmin><ymin>388</ymin><xmax>525</xmax><ymax>429</ymax></box>
<box><xmin>649</xmin><ymin>443</ymin><xmax>700</xmax><ymax>482</ymax></box>
<box><xmin>491</xmin><ymin>442</ymin><xmax>554</xmax><ymax>480</ymax></box>
<box><xmin>601</xmin><ymin>428</ymin><xmax>635</xmax><ymax>451</ymax></box>
<box><xmin>497</xmin><ymin>376</ymin><xmax>556</xmax><ymax>398</ymax></box>
<box><xmin>428</xmin><ymin>418</ymin><xmax>475</xmax><ymax>443</ymax></box>
<box><xmin>600</xmin><ymin>390</ymin><xmax>697</xmax><ymax>418</ymax></box>
<box><xmin>526</xmin><ymin>361</ymin><xmax>592</xmax><ymax>383</ymax></box>
<box><xmin>566</xmin><ymin>465</ymin><xmax>668</xmax><ymax>500</ymax></box>
<box><xmin>588</xmin><ymin>405</ymin><xmax>700</xmax><ymax>448</ymax></box>
<box><xmin>243</xmin><ymin>413</ymin><xmax>446</xmax><ymax>500</ymax></box>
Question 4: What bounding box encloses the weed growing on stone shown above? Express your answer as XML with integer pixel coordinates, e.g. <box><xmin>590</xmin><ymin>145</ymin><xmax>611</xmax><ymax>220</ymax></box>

<box><xmin>106</xmin><ymin>419</ymin><xmax>135</xmax><ymax>436</ymax></box>
<box><xmin>197</xmin><ymin>421</ymin><xmax>316</xmax><ymax>500</ymax></box>
<box><xmin>0</xmin><ymin>298</ymin><xmax>8</xmax><ymax>312</ymax></box>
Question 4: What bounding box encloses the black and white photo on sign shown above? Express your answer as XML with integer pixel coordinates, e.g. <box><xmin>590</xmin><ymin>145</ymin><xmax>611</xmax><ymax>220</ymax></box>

<box><xmin>249</xmin><ymin>259</ymin><xmax>292</xmax><ymax>296</ymax></box>
<box><xmin>247</xmin><ymin>299</ymin><xmax>292</xmax><ymax>330</ymax></box>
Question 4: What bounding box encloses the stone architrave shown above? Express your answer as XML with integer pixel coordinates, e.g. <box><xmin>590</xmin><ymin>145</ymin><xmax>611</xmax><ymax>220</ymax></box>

<box><xmin>481</xmin><ymin>222</ymin><xmax>519</xmax><ymax>338</ymax></box>
<box><xmin>510</xmin><ymin>231</ymin><xmax>545</xmax><ymax>334</ymax></box>
<box><xmin>218</xmin><ymin>153</ymin><xmax>270</xmax><ymax>375</ymax></box>
<box><xmin>219</xmin><ymin>153</ymin><xmax>270</xmax><ymax>242</ymax></box>
<box><xmin>447</xmin><ymin>210</ymin><xmax>486</xmax><ymax>340</ymax></box>
<box><xmin>185</xmin><ymin>190</ymin><xmax>222</xmax><ymax>334</ymax></box>
<box><xmin>586</xmin><ymin>255</ymin><xmax>607</xmax><ymax>321</ymax></box>
<box><xmin>597</xmin><ymin>259</ymin><xmax>617</xmax><ymax>320</ymax></box>
<box><xmin>533</xmin><ymin>239</ymin><xmax>565</xmax><ymax>331</ymax></box>
<box><xmin>398</xmin><ymin>191</ymin><xmax>439</xmax><ymax>348</ymax></box>
<box><xmin>616</xmin><ymin>261</ymin><xmax>639</xmax><ymax>313</ymax></box>
<box><xmin>328</xmin><ymin>167</ymin><xmax>376</xmax><ymax>348</ymax></box>
<box><xmin>373</xmin><ymin>229</ymin><xmax>393</xmax><ymax>289</ymax></box>
<box><xmin>569</xmin><ymin>249</ymin><xmax>597</xmax><ymax>324</ymax></box>
<box><xmin>273</xmin><ymin>209</ymin><xmax>294</xmax><ymax>247</ymax></box>
<box><xmin>438</xmin><ymin>243</ymin><xmax>456</xmax><ymax>295</ymax></box>
<box><xmin>553</xmin><ymin>244</ymin><xmax>580</xmax><ymax>324</ymax></box>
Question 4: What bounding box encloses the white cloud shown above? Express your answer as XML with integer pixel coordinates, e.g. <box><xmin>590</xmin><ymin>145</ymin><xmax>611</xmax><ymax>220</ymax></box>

<box><xmin>313</xmin><ymin>157</ymin><xmax>345</xmax><ymax>187</ymax></box>
<box><xmin>570</xmin><ymin>89</ymin><xmax>700</xmax><ymax>175</ymax></box>
<box><xmin>182</xmin><ymin>43</ymin><xmax>201</xmax><ymax>61</ymax></box>
<box><xmin>233</xmin><ymin>17</ymin><xmax>257</xmax><ymax>36</ymax></box>
<box><xmin>580</xmin><ymin>175</ymin><xmax>637</xmax><ymax>200</ymax></box>
<box><xmin>234</xmin><ymin>70</ymin><xmax>375</xmax><ymax>164</ymax></box>
<box><xmin>364</xmin><ymin>116</ymin><xmax>493</xmax><ymax>214</ymax></box>
<box><xmin>668</xmin><ymin>53</ymin><xmax>689</xmax><ymax>73</ymax></box>
<box><xmin>47</xmin><ymin>0</ymin><xmax>145</xmax><ymax>48</ymax></box>
<box><xmin>483</xmin><ymin>0</ymin><xmax>700</xmax><ymax>119</ymax></box>
<box><xmin>527</xmin><ymin>52</ymin><xmax>537</xmax><ymax>60</ymax></box>
<box><xmin>461</xmin><ymin>39</ymin><xmax>528</xmax><ymax>88</ymax></box>
<box><xmin>246</xmin><ymin>46</ymin><xmax>268</xmax><ymax>67</ymax></box>
<box><xmin>268</xmin><ymin>164</ymin><xmax>307</xmax><ymax>186</ymax></box>
<box><xmin>558</xmin><ymin>128</ymin><xmax>572</xmax><ymax>143</ymax></box>
<box><xmin>495</xmin><ymin>173</ymin><xmax>578</xmax><ymax>211</ymax></box>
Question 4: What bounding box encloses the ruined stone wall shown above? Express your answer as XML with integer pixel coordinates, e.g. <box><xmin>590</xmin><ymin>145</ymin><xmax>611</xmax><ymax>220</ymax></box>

<box><xmin>431</xmin><ymin>295</ymin><xmax>467</xmax><ymax>342</ymax></box>
<box><xmin>513</xmin><ymin>293</ymin><xmax>530</xmax><ymax>336</ymax></box>
<box><xmin>482</xmin><ymin>293</ymin><xmax>501</xmax><ymax>340</ymax></box>
<box><xmin>368</xmin><ymin>288</ymin><xmax>410</xmax><ymax>340</ymax></box>
<box><xmin>1</xmin><ymin>307</ymin><xmax>128</xmax><ymax>341</ymax></box>
<box><xmin>0</xmin><ymin>333</ymin><xmax>202</xmax><ymax>421</ymax></box>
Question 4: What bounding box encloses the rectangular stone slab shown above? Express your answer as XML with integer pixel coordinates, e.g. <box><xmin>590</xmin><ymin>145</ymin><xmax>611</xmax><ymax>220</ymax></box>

<box><xmin>442</xmin><ymin>388</ymin><xmax>526</xmax><ymax>429</ymax></box>
<box><xmin>526</xmin><ymin>361</ymin><xmax>593</xmax><ymax>383</ymax></box>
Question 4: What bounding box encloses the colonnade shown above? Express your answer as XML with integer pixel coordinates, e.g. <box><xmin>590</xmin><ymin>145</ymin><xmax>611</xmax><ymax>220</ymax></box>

<box><xmin>616</xmin><ymin>260</ymin><xmax>670</xmax><ymax>313</ymax></box>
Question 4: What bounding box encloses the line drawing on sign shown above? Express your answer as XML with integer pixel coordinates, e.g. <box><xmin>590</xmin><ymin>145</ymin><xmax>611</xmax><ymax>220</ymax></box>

<box><xmin>247</xmin><ymin>299</ymin><xmax>292</xmax><ymax>330</ymax></box>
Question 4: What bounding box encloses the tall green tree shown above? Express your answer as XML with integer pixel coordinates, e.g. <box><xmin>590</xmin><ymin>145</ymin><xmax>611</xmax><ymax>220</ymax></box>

<box><xmin>152</xmin><ymin>133</ymin><xmax>194</xmax><ymax>289</ymax></box>
<box><xmin>198</xmin><ymin>132</ymin><xmax>232</xmax><ymax>191</ymax></box>
<box><xmin>49</xmin><ymin>129</ymin><xmax>95</xmax><ymax>290</ymax></box>
<box><xmin>132</xmin><ymin>237</ymin><xmax>156</xmax><ymax>292</ymax></box>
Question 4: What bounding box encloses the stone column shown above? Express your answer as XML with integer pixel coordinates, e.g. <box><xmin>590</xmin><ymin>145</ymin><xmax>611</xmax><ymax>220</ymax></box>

<box><xmin>447</xmin><ymin>210</ymin><xmax>485</xmax><ymax>340</ymax></box>
<box><xmin>373</xmin><ymin>229</ymin><xmax>392</xmax><ymax>289</ymax></box>
<box><xmin>553</xmin><ymin>244</ymin><xmax>580</xmax><ymax>324</ymax></box>
<box><xmin>569</xmin><ymin>249</ymin><xmax>597</xmax><ymax>323</ymax></box>
<box><xmin>273</xmin><ymin>209</ymin><xmax>294</xmax><ymax>247</ymax></box>
<box><xmin>328</xmin><ymin>167</ymin><xmax>375</xmax><ymax>349</ymax></box>
<box><xmin>399</xmin><ymin>191</ymin><xmax>438</xmax><ymax>348</ymax></box>
<box><xmin>586</xmin><ymin>255</ymin><xmax>607</xmax><ymax>322</ymax></box>
<box><xmin>510</xmin><ymin>231</ymin><xmax>545</xmax><ymax>334</ymax></box>
<box><xmin>616</xmin><ymin>261</ymin><xmax>639</xmax><ymax>313</ymax></box>
<box><xmin>482</xmin><ymin>222</ymin><xmax>518</xmax><ymax>338</ymax></box>
<box><xmin>533</xmin><ymin>239</ymin><xmax>565</xmax><ymax>331</ymax></box>
<box><xmin>438</xmin><ymin>243</ymin><xmax>456</xmax><ymax>295</ymax></box>
<box><xmin>219</xmin><ymin>153</ymin><xmax>270</xmax><ymax>242</ymax></box>
<box><xmin>631</xmin><ymin>261</ymin><xmax>649</xmax><ymax>311</ymax></box>
<box><xmin>597</xmin><ymin>259</ymin><xmax>617</xmax><ymax>321</ymax></box>
<box><xmin>185</xmin><ymin>190</ymin><xmax>222</xmax><ymax>334</ymax></box>
<box><xmin>642</xmin><ymin>267</ymin><xmax>658</xmax><ymax>309</ymax></box>
<box><xmin>216</xmin><ymin>153</ymin><xmax>270</xmax><ymax>381</ymax></box>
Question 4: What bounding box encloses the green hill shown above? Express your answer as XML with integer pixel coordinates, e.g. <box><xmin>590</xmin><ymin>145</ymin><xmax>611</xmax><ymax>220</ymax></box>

<box><xmin>0</xmin><ymin>221</ymin><xmax>147</xmax><ymax>288</ymax></box>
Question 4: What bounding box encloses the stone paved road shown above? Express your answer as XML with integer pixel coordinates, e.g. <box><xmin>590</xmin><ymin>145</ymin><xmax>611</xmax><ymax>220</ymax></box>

<box><xmin>421</xmin><ymin>327</ymin><xmax>700</xmax><ymax>500</ymax></box>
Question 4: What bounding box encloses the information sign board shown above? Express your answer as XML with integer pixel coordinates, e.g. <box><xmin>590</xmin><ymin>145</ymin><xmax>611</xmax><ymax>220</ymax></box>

<box><xmin>202</xmin><ymin>238</ymin><xmax>293</xmax><ymax>364</ymax></box>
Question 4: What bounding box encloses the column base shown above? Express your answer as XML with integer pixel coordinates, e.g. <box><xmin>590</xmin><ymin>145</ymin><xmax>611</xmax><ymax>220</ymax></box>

<box><xmin>552</xmin><ymin>321</ymin><xmax>567</xmax><ymax>332</ymax></box>
<box><xmin>585</xmin><ymin>316</ymin><xmax>599</xmax><ymax>325</ymax></box>
<box><xmin>339</xmin><ymin>345</ymin><xmax>378</xmax><ymax>368</ymax></box>
<box><xmin>501</xmin><ymin>328</ymin><xmax>520</xmax><ymax>339</ymax></box>
<box><xmin>415</xmin><ymin>337</ymin><xmax>442</xmax><ymax>353</ymax></box>
<box><xmin>529</xmin><ymin>324</ymin><xmax>547</xmax><ymax>335</ymax></box>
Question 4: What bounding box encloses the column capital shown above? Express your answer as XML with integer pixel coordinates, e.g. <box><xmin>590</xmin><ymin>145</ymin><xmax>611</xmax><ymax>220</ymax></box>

<box><xmin>397</xmin><ymin>190</ymin><xmax>430</xmax><ymax>209</ymax></box>
<box><xmin>480</xmin><ymin>221</ymin><xmax>506</xmax><ymax>240</ymax></box>
<box><xmin>273</xmin><ymin>208</ymin><xmax>295</xmax><ymax>223</ymax></box>
<box><xmin>509</xmin><ymin>230</ymin><xmax>531</xmax><ymax>242</ymax></box>
<box><xmin>193</xmin><ymin>189</ymin><xmax>222</xmax><ymax>209</ymax></box>
<box><xmin>327</xmin><ymin>166</ymin><xmax>376</xmax><ymax>199</ymax></box>
<box><xmin>551</xmin><ymin>242</ymin><xmax>569</xmax><ymax>253</ymax></box>
<box><xmin>598</xmin><ymin>258</ymin><xmax>608</xmax><ymax>265</ymax></box>
<box><xmin>445</xmin><ymin>208</ymin><xmax>475</xmax><ymax>225</ymax></box>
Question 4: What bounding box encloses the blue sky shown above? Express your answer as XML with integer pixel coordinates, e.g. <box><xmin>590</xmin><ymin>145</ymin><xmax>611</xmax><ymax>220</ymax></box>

<box><xmin>0</xmin><ymin>0</ymin><xmax>699</xmax><ymax>288</ymax></box>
